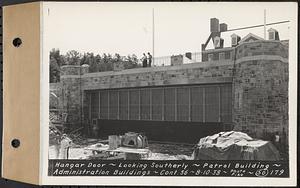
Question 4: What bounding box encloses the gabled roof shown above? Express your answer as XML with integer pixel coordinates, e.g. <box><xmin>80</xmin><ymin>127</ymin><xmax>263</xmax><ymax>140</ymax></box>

<box><xmin>240</xmin><ymin>33</ymin><xmax>264</xmax><ymax>43</ymax></box>
<box><xmin>267</xmin><ymin>28</ymin><xmax>278</xmax><ymax>32</ymax></box>
<box><xmin>230</xmin><ymin>33</ymin><xmax>240</xmax><ymax>38</ymax></box>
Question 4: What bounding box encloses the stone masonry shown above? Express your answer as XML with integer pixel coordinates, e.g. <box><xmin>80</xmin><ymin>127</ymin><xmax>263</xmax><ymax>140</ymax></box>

<box><xmin>233</xmin><ymin>40</ymin><xmax>288</xmax><ymax>139</ymax></box>
<box><xmin>50</xmin><ymin>40</ymin><xmax>289</xmax><ymax>139</ymax></box>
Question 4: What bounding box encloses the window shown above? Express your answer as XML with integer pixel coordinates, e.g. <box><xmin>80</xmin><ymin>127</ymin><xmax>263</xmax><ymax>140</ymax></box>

<box><xmin>208</xmin><ymin>54</ymin><xmax>213</xmax><ymax>61</ymax></box>
<box><xmin>269</xmin><ymin>31</ymin><xmax>275</xmax><ymax>40</ymax></box>
<box><xmin>219</xmin><ymin>52</ymin><xmax>225</xmax><ymax>60</ymax></box>
<box><xmin>92</xmin><ymin>119</ymin><xmax>97</xmax><ymax>125</ymax></box>
<box><xmin>214</xmin><ymin>37</ymin><xmax>220</xmax><ymax>48</ymax></box>
<box><xmin>231</xmin><ymin>37</ymin><xmax>237</xmax><ymax>46</ymax></box>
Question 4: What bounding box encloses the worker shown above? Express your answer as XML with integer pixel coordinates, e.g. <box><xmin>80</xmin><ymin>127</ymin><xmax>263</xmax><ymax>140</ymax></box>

<box><xmin>92</xmin><ymin>122</ymin><xmax>99</xmax><ymax>138</ymax></box>
<box><xmin>274</xmin><ymin>131</ymin><xmax>281</xmax><ymax>150</ymax></box>
<box><xmin>141</xmin><ymin>53</ymin><xmax>147</xmax><ymax>67</ymax></box>
<box><xmin>53</xmin><ymin>133</ymin><xmax>61</xmax><ymax>159</ymax></box>
<box><xmin>147</xmin><ymin>52</ymin><xmax>152</xmax><ymax>67</ymax></box>
<box><xmin>59</xmin><ymin>134</ymin><xmax>72</xmax><ymax>159</ymax></box>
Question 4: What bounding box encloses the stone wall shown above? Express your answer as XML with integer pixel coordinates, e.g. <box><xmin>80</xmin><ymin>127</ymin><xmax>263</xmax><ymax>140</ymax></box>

<box><xmin>171</xmin><ymin>55</ymin><xmax>183</xmax><ymax>66</ymax></box>
<box><xmin>57</xmin><ymin>60</ymin><xmax>234</xmax><ymax>126</ymax></box>
<box><xmin>58</xmin><ymin>65</ymin><xmax>89</xmax><ymax>125</ymax></box>
<box><xmin>49</xmin><ymin>83</ymin><xmax>61</xmax><ymax>109</ymax></box>
<box><xmin>50</xmin><ymin>40</ymin><xmax>289</xmax><ymax>141</ymax></box>
<box><xmin>235</xmin><ymin>40</ymin><xmax>288</xmax><ymax>59</ymax></box>
<box><xmin>202</xmin><ymin>47</ymin><xmax>234</xmax><ymax>62</ymax></box>
<box><xmin>233</xmin><ymin>40</ymin><xmax>288</xmax><ymax>139</ymax></box>
<box><xmin>81</xmin><ymin>60</ymin><xmax>234</xmax><ymax>91</ymax></box>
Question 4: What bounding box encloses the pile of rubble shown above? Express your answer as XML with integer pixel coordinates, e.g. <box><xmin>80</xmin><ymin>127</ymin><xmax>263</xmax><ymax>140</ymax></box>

<box><xmin>192</xmin><ymin>131</ymin><xmax>280</xmax><ymax>160</ymax></box>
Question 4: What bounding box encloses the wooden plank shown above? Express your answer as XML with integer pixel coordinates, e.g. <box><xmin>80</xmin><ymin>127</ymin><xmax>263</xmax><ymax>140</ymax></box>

<box><xmin>85</xmin><ymin>145</ymin><xmax>150</xmax><ymax>154</ymax></box>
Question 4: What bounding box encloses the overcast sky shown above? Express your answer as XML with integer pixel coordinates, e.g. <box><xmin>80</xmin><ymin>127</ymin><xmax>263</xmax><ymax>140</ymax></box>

<box><xmin>43</xmin><ymin>2</ymin><xmax>294</xmax><ymax>58</ymax></box>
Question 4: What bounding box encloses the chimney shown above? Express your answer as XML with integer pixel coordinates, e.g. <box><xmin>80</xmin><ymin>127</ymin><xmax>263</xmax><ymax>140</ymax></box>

<box><xmin>210</xmin><ymin>18</ymin><xmax>220</xmax><ymax>33</ymax></box>
<box><xmin>220</xmin><ymin>23</ymin><xmax>228</xmax><ymax>32</ymax></box>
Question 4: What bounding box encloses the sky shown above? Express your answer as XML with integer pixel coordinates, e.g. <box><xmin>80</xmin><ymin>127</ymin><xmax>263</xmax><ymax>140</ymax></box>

<box><xmin>43</xmin><ymin>2</ymin><xmax>295</xmax><ymax>58</ymax></box>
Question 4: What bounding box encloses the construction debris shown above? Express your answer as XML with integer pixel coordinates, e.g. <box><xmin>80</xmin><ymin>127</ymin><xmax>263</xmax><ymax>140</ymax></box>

<box><xmin>192</xmin><ymin>131</ymin><xmax>280</xmax><ymax>160</ymax></box>
<box><xmin>49</xmin><ymin>128</ymin><xmax>281</xmax><ymax>161</ymax></box>
<box><xmin>85</xmin><ymin>132</ymin><xmax>150</xmax><ymax>160</ymax></box>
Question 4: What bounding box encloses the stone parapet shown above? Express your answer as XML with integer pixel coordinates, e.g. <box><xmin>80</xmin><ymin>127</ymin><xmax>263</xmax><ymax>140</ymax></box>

<box><xmin>60</xmin><ymin>64</ymin><xmax>90</xmax><ymax>76</ymax></box>
<box><xmin>81</xmin><ymin>62</ymin><xmax>234</xmax><ymax>90</ymax></box>
<box><xmin>235</xmin><ymin>40</ymin><xmax>288</xmax><ymax>60</ymax></box>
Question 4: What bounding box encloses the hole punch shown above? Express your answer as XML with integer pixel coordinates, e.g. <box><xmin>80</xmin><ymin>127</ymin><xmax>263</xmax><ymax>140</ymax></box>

<box><xmin>11</xmin><ymin>139</ymin><xmax>20</xmax><ymax>148</ymax></box>
<box><xmin>12</xmin><ymin>38</ymin><xmax>22</xmax><ymax>47</ymax></box>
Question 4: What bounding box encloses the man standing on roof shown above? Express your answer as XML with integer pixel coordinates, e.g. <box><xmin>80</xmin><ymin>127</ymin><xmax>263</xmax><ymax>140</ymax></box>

<box><xmin>141</xmin><ymin>53</ymin><xmax>147</xmax><ymax>67</ymax></box>
<box><xmin>147</xmin><ymin>52</ymin><xmax>152</xmax><ymax>67</ymax></box>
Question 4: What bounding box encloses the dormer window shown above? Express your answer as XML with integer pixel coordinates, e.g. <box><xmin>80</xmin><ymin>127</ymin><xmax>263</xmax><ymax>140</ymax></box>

<box><xmin>232</xmin><ymin>37</ymin><xmax>237</xmax><ymax>46</ymax></box>
<box><xmin>214</xmin><ymin>36</ymin><xmax>221</xmax><ymax>48</ymax></box>
<box><xmin>269</xmin><ymin>31</ymin><xmax>275</xmax><ymax>40</ymax></box>
<box><xmin>230</xmin><ymin>33</ymin><xmax>241</xmax><ymax>47</ymax></box>
<box><xmin>267</xmin><ymin>28</ymin><xmax>279</xmax><ymax>40</ymax></box>
<box><xmin>213</xmin><ymin>36</ymin><xmax>224</xmax><ymax>49</ymax></box>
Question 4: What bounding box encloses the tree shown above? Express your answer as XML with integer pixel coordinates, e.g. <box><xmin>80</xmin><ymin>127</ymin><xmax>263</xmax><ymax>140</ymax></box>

<box><xmin>123</xmin><ymin>54</ymin><xmax>141</xmax><ymax>69</ymax></box>
<box><xmin>86</xmin><ymin>53</ymin><xmax>99</xmax><ymax>73</ymax></box>
<box><xmin>49</xmin><ymin>49</ymin><xmax>64</xmax><ymax>82</ymax></box>
<box><xmin>114</xmin><ymin>53</ymin><xmax>121</xmax><ymax>62</ymax></box>
<box><xmin>65</xmin><ymin>50</ymin><xmax>82</xmax><ymax>65</ymax></box>
<box><xmin>49</xmin><ymin>48</ymin><xmax>142</xmax><ymax>79</ymax></box>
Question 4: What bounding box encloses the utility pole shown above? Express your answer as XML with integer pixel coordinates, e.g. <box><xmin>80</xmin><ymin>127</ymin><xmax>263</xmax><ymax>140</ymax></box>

<box><xmin>264</xmin><ymin>9</ymin><xmax>266</xmax><ymax>39</ymax></box>
<box><xmin>152</xmin><ymin>8</ymin><xmax>155</xmax><ymax>65</ymax></box>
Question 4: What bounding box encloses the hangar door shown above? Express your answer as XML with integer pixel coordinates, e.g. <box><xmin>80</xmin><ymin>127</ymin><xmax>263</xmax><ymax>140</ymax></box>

<box><xmin>87</xmin><ymin>83</ymin><xmax>232</xmax><ymax>123</ymax></box>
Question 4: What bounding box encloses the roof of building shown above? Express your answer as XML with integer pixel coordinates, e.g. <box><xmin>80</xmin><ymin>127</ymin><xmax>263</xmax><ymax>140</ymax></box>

<box><xmin>230</xmin><ymin>33</ymin><xmax>240</xmax><ymax>38</ymax></box>
<box><xmin>267</xmin><ymin>28</ymin><xmax>278</xmax><ymax>32</ymax></box>
<box><xmin>240</xmin><ymin>33</ymin><xmax>264</xmax><ymax>43</ymax></box>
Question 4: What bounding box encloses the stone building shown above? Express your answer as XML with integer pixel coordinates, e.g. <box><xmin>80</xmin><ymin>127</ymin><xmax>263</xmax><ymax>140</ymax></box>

<box><xmin>50</xmin><ymin>22</ymin><xmax>288</xmax><ymax>143</ymax></box>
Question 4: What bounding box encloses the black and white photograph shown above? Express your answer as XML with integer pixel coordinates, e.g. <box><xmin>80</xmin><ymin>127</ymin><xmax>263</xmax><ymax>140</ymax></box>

<box><xmin>44</xmin><ymin>2</ymin><xmax>296</xmax><ymax>183</ymax></box>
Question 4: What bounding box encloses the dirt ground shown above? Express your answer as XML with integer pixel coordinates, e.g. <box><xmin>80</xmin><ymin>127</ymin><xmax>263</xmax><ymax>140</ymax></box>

<box><xmin>49</xmin><ymin>141</ymin><xmax>195</xmax><ymax>160</ymax></box>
